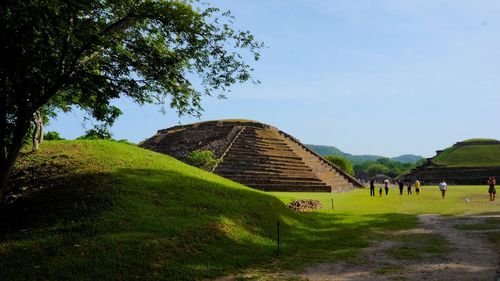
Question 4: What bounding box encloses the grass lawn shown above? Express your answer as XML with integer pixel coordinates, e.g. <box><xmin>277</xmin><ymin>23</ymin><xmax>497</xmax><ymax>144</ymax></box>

<box><xmin>0</xmin><ymin>141</ymin><xmax>416</xmax><ymax>281</ymax></box>
<box><xmin>271</xmin><ymin>185</ymin><xmax>499</xmax><ymax>215</ymax></box>
<box><xmin>0</xmin><ymin>141</ymin><xmax>498</xmax><ymax>280</ymax></box>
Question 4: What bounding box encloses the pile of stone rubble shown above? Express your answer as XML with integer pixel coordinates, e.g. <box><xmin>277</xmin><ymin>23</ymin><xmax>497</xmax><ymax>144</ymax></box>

<box><xmin>287</xmin><ymin>200</ymin><xmax>322</xmax><ymax>212</ymax></box>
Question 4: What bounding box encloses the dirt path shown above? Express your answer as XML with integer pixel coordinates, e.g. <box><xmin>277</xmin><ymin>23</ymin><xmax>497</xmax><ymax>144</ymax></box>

<box><xmin>218</xmin><ymin>214</ymin><xmax>500</xmax><ymax>281</ymax></box>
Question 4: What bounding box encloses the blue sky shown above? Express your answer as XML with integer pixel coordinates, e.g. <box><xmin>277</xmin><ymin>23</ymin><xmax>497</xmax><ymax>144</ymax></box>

<box><xmin>47</xmin><ymin>1</ymin><xmax>500</xmax><ymax>158</ymax></box>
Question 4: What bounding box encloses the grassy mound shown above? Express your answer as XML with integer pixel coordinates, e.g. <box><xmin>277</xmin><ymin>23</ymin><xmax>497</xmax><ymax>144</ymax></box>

<box><xmin>432</xmin><ymin>139</ymin><xmax>500</xmax><ymax>167</ymax></box>
<box><xmin>461</xmin><ymin>138</ymin><xmax>499</xmax><ymax>143</ymax></box>
<box><xmin>0</xmin><ymin>141</ymin><xmax>416</xmax><ymax>280</ymax></box>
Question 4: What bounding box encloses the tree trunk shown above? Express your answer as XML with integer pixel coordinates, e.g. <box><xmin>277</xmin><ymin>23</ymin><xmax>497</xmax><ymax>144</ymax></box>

<box><xmin>39</xmin><ymin>116</ymin><xmax>44</xmax><ymax>144</ymax></box>
<box><xmin>0</xmin><ymin>159</ymin><xmax>15</xmax><ymax>200</ymax></box>
<box><xmin>32</xmin><ymin>110</ymin><xmax>43</xmax><ymax>151</ymax></box>
<box><xmin>0</xmin><ymin>91</ymin><xmax>6</xmax><ymax>179</ymax></box>
<box><xmin>0</xmin><ymin>88</ymin><xmax>8</xmax><ymax>199</ymax></box>
<box><xmin>0</xmin><ymin>116</ymin><xmax>30</xmax><ymax>200</ymax></box>
<box><xmin>32</xmin><ymin>119</ymin><xmax>39</xmax><ymax>152</ymax></box>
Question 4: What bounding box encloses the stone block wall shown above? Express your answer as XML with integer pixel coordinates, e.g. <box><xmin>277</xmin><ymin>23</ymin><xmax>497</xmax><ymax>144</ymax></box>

<box><xmin>141</xmin><ymin>120</ymin><xmax>364</xmax><ymax>192</ymax></box>
<box><xmin>280</xmin><ymin>132</ymin><xmax>358</xmax><ymax>192</ymax></box>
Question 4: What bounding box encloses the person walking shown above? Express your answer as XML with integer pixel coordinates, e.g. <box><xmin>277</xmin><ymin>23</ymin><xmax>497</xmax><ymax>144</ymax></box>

<box><xmin>407</xmin><ymin>181</ymin><xmax>412</xmax><ymax>195</ymax></box>
<box><xmin>415</xmin><ymin>180</ymin><xmax>421</xmax><ymax>195</ymax></box>
<box><xmin>487</xmin><ymin>177</ymin><xmax>496</xmax><ymax>201</ymax></box>
<box><xmin>398</xmin><ymin>180</ymin><xmax>404</xmax><ymax>195</ymax></box>
<box><xmin>384</xmin><ymin>179</ymin><xmax>390</xmax><ymax>196</ymax></box>
<box><xmin>439</xmin><ymin>180</ymin><xmax>447</xmax><ymax>199</ymax></box>
<box><xmin>370</xmin><ymin>179</ymin><xmax>376</xmax><ymax>197</ymax></box>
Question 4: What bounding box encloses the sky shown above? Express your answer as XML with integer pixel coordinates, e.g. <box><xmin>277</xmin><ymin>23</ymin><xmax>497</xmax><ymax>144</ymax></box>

<box><xmin>46</xmin><ymin>0</ymin><xmax>500</xmax><ymax>158</ymax></box>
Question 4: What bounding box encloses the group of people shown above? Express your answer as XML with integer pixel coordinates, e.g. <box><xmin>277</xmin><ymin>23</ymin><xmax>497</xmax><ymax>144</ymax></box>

<box><xmin>397</xmin><ymin>179</ymin><xmax>421</xmax><ymax>195</ymax></box>
<box><xmin>369</xmin><ymin>179</ymin><xmax>421</xmax><ymax>197</ymax></box>
<box><xmin>368</xmin><ymin>177</ymin><xmax>496</xmax><ymax>201</ymax></box>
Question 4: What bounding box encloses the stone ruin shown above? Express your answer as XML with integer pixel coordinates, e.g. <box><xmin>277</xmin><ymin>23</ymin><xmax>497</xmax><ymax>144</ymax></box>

<box><xmin>140</xmin><ymin>119</ymin><xmax>363</xmax><ymax>192</ymax></box>
<box><xmin>288</xmin><ymin>200</ymin><xmax>323</xmax><ymax>212</ymax></box>
<box><xmin>404</xmin><ymin>140</ymin><xmax>500</xmax><ymax>185</ymax></box>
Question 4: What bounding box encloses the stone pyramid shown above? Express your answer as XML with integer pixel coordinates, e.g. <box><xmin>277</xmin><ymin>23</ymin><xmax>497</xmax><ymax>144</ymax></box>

<box><xmin>141</xmin><ymin>120</ymin><xmax>363</xmax><ymax>192</ymax></box>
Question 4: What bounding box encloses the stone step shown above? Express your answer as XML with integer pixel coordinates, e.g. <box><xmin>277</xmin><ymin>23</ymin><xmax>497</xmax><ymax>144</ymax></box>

<box><xmin>247</xmin><ymin>181</ymin><xmax>328</xmax><ymax>188</ymax></box>
<box><xmin>229</xmin><ymin>177</ymin><xmax>324</xmax><ymax>184</ymax></box>
<box><xmin>216</xmin><ymin>169</ymin><xmax>315</xmax><ymax>177</ymax></box>
<box><xmin>237</xmin><ymin>134</ymin><xmax>286</xmax><ymax>141</ymax></box>
<box><xmin>247</xmin><ymin>184</ymin><xmax>332</xmax><ymax>192</ymax></box>
<box><xmin>217</xmin><ymin>171</ymin><xmax>318</xmax><ymax>177</ymax></box>
<box><xmin>226</xmin><ymin>151</ymin><xmax>302</xmax><ymax>160</ymax></box>
<box><xmin>216</xmin><ymin>161</ymin><xmax>309</xmax><ymax>170</ymax></box>
<box><xmin>231</xmin><ymin>142</ymin><xmax>290</xmax><ymax>148</ymax></box>
<box><xmin>215</xmin><ymin>166</ymin><xmax>314</xmax><ymax>175</ymax></box>
<box><xmin>223</xmin><ymin>152</ymin><xmax>302</xmax><ymax>161</ymax></box>
<box><xmin>220</xmin><ymin>157</ymin><xmax>307</xmax><ymax>166</ymax></box>
<box><xmin>228</xmin><ymin>150</ymin><xmax>297</xmax><ymax>158</ymax></box>
<box><xmin>228</xmin><ymin>147</ymin><xmax>295</xmax><ymax>154</ymax></box>
<box><xmin>218</xmin><ymin>169</ymin><xmax>317</xmax><ymax>175</ymax></box>
<box><xmin>238</xmin><ymin>136</ymin><xmax>284</xmax><ymax>142</ymax></box>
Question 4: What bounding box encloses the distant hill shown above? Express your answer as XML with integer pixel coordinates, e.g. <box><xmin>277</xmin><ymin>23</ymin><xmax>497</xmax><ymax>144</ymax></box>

<box><xmin>306</xmin><ymin>144</ymin><xmax>423</xmax><ymax>164</ymax></box>
<box><xmin>392</xmin><ymin>154</ymin><xmax>424</xmax><ymax>164</ymax></box>
<box><xmin>305</xmin><ymin>145</ymin><xmax>344</xmax><ymax>156</ymax></box>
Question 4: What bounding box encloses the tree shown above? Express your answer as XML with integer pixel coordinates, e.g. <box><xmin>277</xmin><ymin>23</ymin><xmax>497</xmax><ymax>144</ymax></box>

<box><xmin>366</xmin><ymin>163</ymin><xmax>390</xmax><ymax>177</ymax></box>
<box><xmin>186</xmin><ymin>150</ymin><xmax>221</xmax><ymax>171</ymax></box>
<box><xmin>0</xmin><ymin>0</ymin><xmax>263</xmax><ymax>197</ymax></box>
<box><xmin>77</xmin><ymin>127</ymin><xmax>113</xmax><ymax>140</ymax></box>
<box><xmin>44</xmin><ymin>131</ymin><xmax>65</xmax><ymax>141</ymax></box>
<box><xmin>324</xmin><ymin>155</ymin><xmax>354</xmax><ymax>175</ymax></box>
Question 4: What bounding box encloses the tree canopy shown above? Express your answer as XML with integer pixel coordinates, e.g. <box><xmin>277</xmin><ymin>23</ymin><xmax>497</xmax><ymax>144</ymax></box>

<box><xmin>324</xmin><ymin>155</ymin><xmax>354</xmax><ymax>176</ymax></box>
<box><xmin>354</xmin><ymin>157</ymin><xmax>425</xmax><ymax>179</ymax></box>
<box><xmin>0</xmin><ymin>0</ymin><xmax>263</xmax><ymax>195</ymax></box>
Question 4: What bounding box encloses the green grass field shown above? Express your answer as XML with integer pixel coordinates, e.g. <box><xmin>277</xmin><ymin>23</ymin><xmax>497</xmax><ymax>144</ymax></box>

<box><xmin>0</xmin><ymin>141</ymin><xmax>498</xmax><ymax>281</ymax></box>
<box><xmin>271</xmin><ymin>185</ymin><xmax>499</xmax><ymax>215</ymax></box>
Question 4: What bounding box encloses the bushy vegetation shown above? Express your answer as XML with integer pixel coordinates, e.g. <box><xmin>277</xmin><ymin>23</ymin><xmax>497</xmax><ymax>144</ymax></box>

<box><xmin>324</xmin><ymin>155</ymin><xmax>354</xmax><ymax>175</ymax></box>
<box><xmin>76</xmin><ymin>127</ymin><xmax>113</xmax><ymax>140</ymax></box>
<box><xmin>43</xmin><ymin>131</ymin><xmax>65</xmax><ymax>140</ymax></box>
<box><xmin>186</xmin><ymin>150</ymin><xmax>222</xmax><ymax>171</ymax></box>
<box><xmin>355</xmin><ymin>158</ymin><xmax>426</xmax><ymax>178</ymax></box>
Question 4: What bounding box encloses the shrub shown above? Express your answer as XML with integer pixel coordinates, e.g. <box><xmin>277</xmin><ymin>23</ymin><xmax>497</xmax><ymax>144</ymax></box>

<box><xmin>44</xmin><ymin>131</ymin><xmax>64</xmax><ymax>140</ymax></box>
<box><xmin>324</xmin><ymin>155</ymin><xmax>354</xmax><ymax>175</ymax></box>
<box><xmin>77</xmin><ymin>127</ymin><xmax>112</xmax><ymax>140</ymax></box>
<box><xmin>186</xmin><ymin>150</ymin><xmax>222</xmax><ymax>171</ymax></box>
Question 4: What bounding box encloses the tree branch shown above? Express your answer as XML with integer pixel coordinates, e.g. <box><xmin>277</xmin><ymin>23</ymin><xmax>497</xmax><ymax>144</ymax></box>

<box><xmin>35</xmin><ymin>12</ymin><xmax>140</xmax><ymax>109</ymax></box>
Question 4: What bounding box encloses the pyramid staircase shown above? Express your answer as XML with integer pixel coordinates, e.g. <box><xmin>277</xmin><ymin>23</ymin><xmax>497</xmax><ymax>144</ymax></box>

<box><xmin>213</xmin><ymin>127</ymin><xmax>352</xmax><ymax>192</ymax></box>
<box><xmin>141</xmin><ymin>120</ymin><xmax>363</xmax><ymax>192</ymax></box>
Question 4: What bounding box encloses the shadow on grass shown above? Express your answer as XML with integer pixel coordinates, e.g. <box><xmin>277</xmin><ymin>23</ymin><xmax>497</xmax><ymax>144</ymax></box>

<box><xmin>1</xmin><ymin>174</ymin><xmax>117</xmax><ymax>235</ymax></box>
<box><xmin>0</xmin><ymin>167</ymin><xmax>418</xmax><ymax>281</ymax></box>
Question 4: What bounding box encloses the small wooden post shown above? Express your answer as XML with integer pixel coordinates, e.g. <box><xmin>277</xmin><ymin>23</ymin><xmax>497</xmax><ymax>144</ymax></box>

<box><xmin>331</xmin><ymin>198</ymin><xmax>334</xmax><ymax>210</ymax></box>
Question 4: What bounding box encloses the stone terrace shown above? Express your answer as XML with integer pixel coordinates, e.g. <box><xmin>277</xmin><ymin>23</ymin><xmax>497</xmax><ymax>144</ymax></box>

<box><xmin>404</xmin><ymin>140</ymin><xmax>500</xmax><ymax>185</ymax></box>
<box><xmin>141</xmin><ymin>120</ymin><xmax>363</xmax><ymax>192</ymax></box>
<box><xmin>405</xmin><ymin>166</ymin><xmax>500</xmax><ymax>185</ymax></box>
